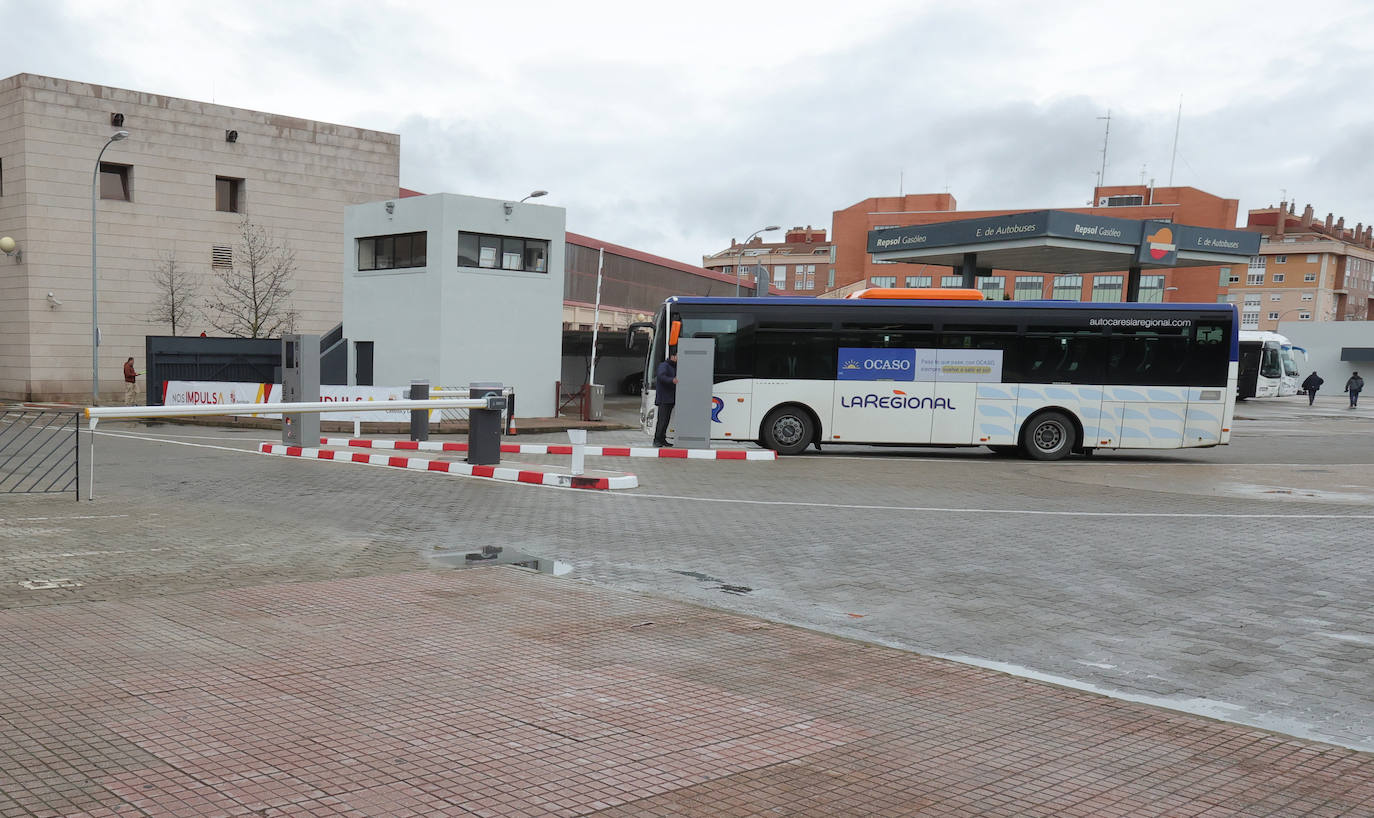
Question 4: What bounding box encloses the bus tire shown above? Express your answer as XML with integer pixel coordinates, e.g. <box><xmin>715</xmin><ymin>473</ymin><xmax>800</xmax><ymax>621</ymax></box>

<box><xmin>761</xmin><ymin>406</ymin><xmax>814</xmax><ymax>456</ymax></box>
<box><xmin>1020</xmin><ymin>411</ymin><xmax>1076</xmax><ymax>461</ymax></box>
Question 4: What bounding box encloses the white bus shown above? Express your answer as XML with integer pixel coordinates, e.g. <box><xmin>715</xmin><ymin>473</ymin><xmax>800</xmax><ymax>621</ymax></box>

<box><xmin>1237</xmin><ymin>330</ymin><xmax>1306</xmax><ymax>399</ymax></box>
<box><xmin>631</xmin><ymin>291</ymin><xmax>1238</xmax><ymax>459</ymax></box>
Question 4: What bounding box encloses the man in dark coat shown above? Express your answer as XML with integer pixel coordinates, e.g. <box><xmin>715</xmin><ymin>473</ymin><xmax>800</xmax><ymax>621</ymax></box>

<box><xmin>652</xmin><ymin>350</ymin><xmax>678</xmax><ymax>447</ymax></box>
<box><xmin>1346</xmin><ymin>371</ymin><xmax>1364</xmax><ymax>408</ymax></box>
<box><xmin>1302</xmin><ymin>371</ymin><xmax>1324</xmax><ymax>406</ymax></box>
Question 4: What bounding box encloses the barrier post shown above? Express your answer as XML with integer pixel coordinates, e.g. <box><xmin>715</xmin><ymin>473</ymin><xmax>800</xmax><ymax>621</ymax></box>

<box><xmin>467</xmin><ymin>382</ymin><xmax>504</xmax><ymax>465</ymax></box>
<box><xmin>567</xmin><ymin>429</ymin><xmax>586</xmax><ymax>476</ymax></box>
<box><xmin>409</xmin><ymin>380</ymin><xmax>430</xmax><ymax>441</ymax></box>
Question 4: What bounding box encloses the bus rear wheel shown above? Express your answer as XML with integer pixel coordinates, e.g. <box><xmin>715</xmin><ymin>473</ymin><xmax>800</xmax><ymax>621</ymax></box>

<box><xmin>1021</xmin><ymin>411</ymin><xmax>1076</xmax><ymax>461</ymax></box>
<box><xmin>761</xmin><ymin>406</ymin><xmax>814</xmax><ymax>456</ymax></box>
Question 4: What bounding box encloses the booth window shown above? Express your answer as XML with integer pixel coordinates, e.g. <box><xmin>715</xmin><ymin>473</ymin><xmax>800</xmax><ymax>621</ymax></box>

<box><xmin>457</xmin><ymin>231</ymin><xmax>548</xmax><ymax>273</ymax></box>
<box><xmin>357</xmin><ymin>232</ymin><xmax>427</xmax><ymax>271</ymax></box>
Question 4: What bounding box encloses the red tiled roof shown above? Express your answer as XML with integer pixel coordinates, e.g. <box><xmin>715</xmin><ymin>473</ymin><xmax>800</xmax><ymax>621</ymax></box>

<box><xmin>566</xmin><ymin>231</ymin><xmax>743</xmax><ymax>287</ymax></box>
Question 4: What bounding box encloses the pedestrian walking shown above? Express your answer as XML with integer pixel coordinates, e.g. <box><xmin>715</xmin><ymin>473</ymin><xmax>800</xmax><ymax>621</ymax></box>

<box><xmin>122</xmin><ymin>357</ymin><xmax>139</xmax><ymax>406</ymax></box>
<box><xmin>651</xmin><ymin>350</ymin><xmax>678</xmax><ymax>447</ymax></box>
<box><xmin>1345</xmin><ymin>371</ymin><xmax>1364</xmax><ymax>408</ymax></box>
<box><xmin>1301</xmin><ymin>371</ymin><xmax>1324</xmax><ymax>406</ymax></box>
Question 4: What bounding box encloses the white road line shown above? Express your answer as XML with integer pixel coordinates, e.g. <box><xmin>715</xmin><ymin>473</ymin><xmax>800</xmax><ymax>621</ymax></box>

<box><xmin>611</xmin><ymin>491</ymin><xmax>1374</xmax><ymax>519</ymax></box>
<box><xmin>0</xmin><ymin>515</ymin><xmax>131</xmax><ymax>522</ymax></box>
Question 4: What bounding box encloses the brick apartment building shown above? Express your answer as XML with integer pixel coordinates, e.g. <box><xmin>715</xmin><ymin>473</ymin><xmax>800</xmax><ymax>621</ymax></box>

<box><xmin>829</xmin><ymin>185</ymin><xmax>1241</xmax><ymax>303</ymax></box>
<box><xmin>702</xmin><ymin>226</ymin><xmax>834</xmax><ymax>295</ymax></box>
<box><xmin>1224</xmin><ymin>201</ymin><xmax>1374</xmax><ymax>331</ymax></box>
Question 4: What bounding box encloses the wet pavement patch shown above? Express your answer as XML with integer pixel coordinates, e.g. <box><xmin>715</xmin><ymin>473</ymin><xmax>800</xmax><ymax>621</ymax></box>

<box><xmin>428</xmin><ymin>545</ymin><xmax>571</xmax><ymax>575</ymax></box>
<box><xmin>673</xmin><ymin>570</ymin><xmax>752</xmax><ymax>595</ymax></box>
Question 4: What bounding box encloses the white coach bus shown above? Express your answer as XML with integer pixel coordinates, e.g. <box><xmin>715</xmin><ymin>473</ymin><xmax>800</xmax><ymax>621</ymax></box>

<box><xmin>1237</xmin><ymin>330</ymin><xmax>1307</xmax><ymax>399</ymax></box>
<box><xmin>631</xmin><ymin>290</ymin><xmax>1238</xmax><ymax>460</ymax></box>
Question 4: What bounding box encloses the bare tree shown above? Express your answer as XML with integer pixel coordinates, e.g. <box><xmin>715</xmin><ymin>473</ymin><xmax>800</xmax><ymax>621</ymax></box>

<box><xmin>146</xmin><ymin>251</ymin><xmax>201</xmax><ymax>335</ymax></box>
<box><xmin>205</xmin><ymin>216</ymin><xmax>299</xmax><ymax>338</ymax></box>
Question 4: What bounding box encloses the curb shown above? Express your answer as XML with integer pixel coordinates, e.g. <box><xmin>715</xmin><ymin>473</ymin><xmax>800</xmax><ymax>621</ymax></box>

<box><xmin>258</xmin><ymin>444</ymin><xmax>638</xmax><ymax>490</ymax></box>
<box><xmin>320</xmin><ymin>437</ymin><xmax>777</xmax><ymax>461</ymax></box>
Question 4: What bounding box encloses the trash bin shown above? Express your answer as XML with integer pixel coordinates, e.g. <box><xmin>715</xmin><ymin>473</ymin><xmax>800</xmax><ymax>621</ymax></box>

<box><xmin>468</xmin><ymin>382</ymin><xmax>504</xmax><ymax>465</ymax></box>
<box><xmin>583</xmin><ymin>383</ymin><xmax>605</xmax><ymax>421</ymax></box>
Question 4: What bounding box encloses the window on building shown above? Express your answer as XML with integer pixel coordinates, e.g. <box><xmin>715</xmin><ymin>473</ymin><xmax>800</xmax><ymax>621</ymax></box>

<box><xmin>774</xmin><ymin>265</ymin><xmax>786</xmax><ymax>285</ymax></box>
<box><xmin>1269</xmin><ymin>294</ymin><xmax>1282</xmax><ymax>301</ymax></box>
<box><xmin>1248</xmin><ymin>255</ymin><xmax>1265</xmax><ymax>269</ymax></box>
<box><xmin>1139</xmin><ymin>274</ymin><xmax>1166</xmax><ymax>302</ymax></box>
<box><xmin>1247</xmin><ymin>272</ymin><xmax>1264</xmax><ymax>285</ymax></box>
<box><xmin>1103</xmin><ymin>194</ymin><xmax>1144</xmax><ymax>207</ymax></box>
<box><xmin>358</xmin><ymin>232</ymin><xmax>428</xmax><ymax>271</ymax></box>
<box><xmin>1272</xmin><ymin>273</ymin><xmax>1285</xmax><ymax>282</ymax></box>
<box><xmin>1242</xmin><ymin>312</ymin><xmax>1260</xmax><ymax>328</ymax></box>
<box><xmin>215</xmin><ymin>176</ymin><xmax>243</xmax><ymax>212</ymax></box>
<box><xmin>1301</xmin><ymin>292</ymin><xmax>1313</xmax><ymax>301</ymax></box>
<box><xmin>1299</xmin><ymin>312</ymin><xmax>1311</xmax><ymax>320</ymax></box>
<box><xmin>941</xmin><ymin>275</ymin><xmax>964</xmax><ymax>288</ymax></box>
<box><xmin>827</xmin><ymin>268</ymin><xmax>835</xmax><ymax>288</ymax></box>
<box><xmin>1091</xmin><ymin>274</ymin><xmax>1123</xmax><ymax>302</ymax></box>
<box><xmin>1229</xmin><ymin>274</ymin><xmax>1240</xmax><ymax>283</ymax></box>
<box><xmin>1267</xmin><ymin>312</ymin><xmax>1279</xmax><ymax>320</ymax></box>
<box><xmin>795</xmin><ymin>264</ymin><xmax>816</xmax><ymax>290</ymax></box>
<box><xmin>1275</xmin><ymin>255</ymin><xmax>1287</xmax><ymax>263</ymax></box>
<box><xmin>905</xmin><ymin>275</ymin><xmax>933</xmax><ymax>288</ymax></box>
<box><xmin>1306</xmin><ymin>254</ymin><xmax>1319</xmax><ymax>262</ymax></box>
<box><xmin>99</xmin><ymin>162</ymin><xmax>131</xmax><ymax>201</ymax></box>
<box><xmin>871</xmin><ymin>276</ymin><xmax>897</xmax><ymax>287</ymax></box>
<box><xmin>1282</xmin><ymin>237</ymin><xmax>1296</xmax><ymax>243</ymax></box>
<box><xmin>1304</xmin><ymin>272</ymin><xmax>1317</xmax><ymax>282</ymax></box>
<box><xmin>978</xmin><ymin>276</ymin><xmax>1005</xmax><ymax>300</ymax></box>
<box><xmin>1243</xmin><ymin>294</ymin><xmax>1261</xmax><ymax>306</ymax></box>
<box><xmin>1226</xmin><ymin>293</ymin><xmax>1238</xmax><ymax>303</ymax></box>
<box><xmin>1052</xmin><ymin>275</ymin><xmax>1083</xmax><ymax>301</ymax></box>
<box><xmin>211</xmin><ymin>245</ymin><xmax>233</xmax><ymax>270</ymax></box>
<box><xmin>1013</xmin><ymin>276</ymin><xmax>1044</xmax><ymax>300</ymax></box>
<box><xmin>457</xmin><ymin>231</ymin><xmax>545</xmax><ymax>272</ymax></box>
<box><xmin>871</xmin><ymin>255</ymin><xmax>896</xmax><ymax>264</ymax></box>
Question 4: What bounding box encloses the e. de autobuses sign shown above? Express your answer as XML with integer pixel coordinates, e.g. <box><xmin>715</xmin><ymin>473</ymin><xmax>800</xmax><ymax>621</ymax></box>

<box><xmin>161</xmin><ymin>381</ymin><xmax>445</xmax><ymax>421</ymax></box>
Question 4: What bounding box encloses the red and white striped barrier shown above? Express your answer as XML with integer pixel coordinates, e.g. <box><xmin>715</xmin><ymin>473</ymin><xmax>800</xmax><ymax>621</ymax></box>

<box><xmin>259</xmin><ymin>444</ymin><xmax>637</xmax><ymax>490</ymax></box>
<box><xmin>319</xmin><ymin>438</ymin><xmax>777</xmax><ymax>461</ymax></box>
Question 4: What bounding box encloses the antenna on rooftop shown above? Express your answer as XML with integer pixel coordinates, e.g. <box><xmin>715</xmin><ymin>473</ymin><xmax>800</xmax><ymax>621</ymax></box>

<box><xmin>1167</xmin><ymin>96</ymin><xmax>1182</xmax><ymax>186</ymax></box>
<box><xmin>1097</xmin><ymin>109</ymin><xmax>1111</xmax><ymax>187</ymax></box>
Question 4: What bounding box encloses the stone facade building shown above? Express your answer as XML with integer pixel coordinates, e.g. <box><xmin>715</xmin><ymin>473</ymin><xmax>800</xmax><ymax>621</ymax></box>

<box><xmin>0</xmin><ymin>73</ymin><xmax>400</xmax><ymax>401</ymax></box>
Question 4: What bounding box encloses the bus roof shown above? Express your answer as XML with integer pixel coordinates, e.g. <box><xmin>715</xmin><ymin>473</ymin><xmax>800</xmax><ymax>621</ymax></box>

<box><xmin>666</xmin><ymin>296</ymin><xmax>1233</xmax><ymax>312</ymax></box>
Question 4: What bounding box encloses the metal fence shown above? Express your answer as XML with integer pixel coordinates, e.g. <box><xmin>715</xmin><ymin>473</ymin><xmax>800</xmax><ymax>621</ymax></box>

<box><xmin>0</xmin><ymin>407</ymin><xmax>79</xmax><ymax>499</ymax></box>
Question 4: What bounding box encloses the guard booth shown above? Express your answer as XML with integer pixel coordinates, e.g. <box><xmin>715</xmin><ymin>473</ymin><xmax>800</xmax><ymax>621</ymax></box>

<box><xmin>281</xmin><ymin>333</ymin><xmax>320</xmax><ymax>446</ymax></box>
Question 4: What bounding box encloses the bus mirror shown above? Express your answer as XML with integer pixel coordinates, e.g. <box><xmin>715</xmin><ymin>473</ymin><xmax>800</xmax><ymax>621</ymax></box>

<box><xmin>669</xmin><ymin>320</ymin><xmax>681</xmax><ymax>347</ymax></box>
<box><xmin>625</xmin><ymin>322</ymin><xmax>653</xmax><ymax>351</ymax></box>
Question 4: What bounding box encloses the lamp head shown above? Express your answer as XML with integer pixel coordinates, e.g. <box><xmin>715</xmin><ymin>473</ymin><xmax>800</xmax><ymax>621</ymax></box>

<box><xmin>111</xmin><ymin>130</ymin><xmax>129</xmax><ymax>142</ymax></box>
<box><xmin>519</xmin><ymin>190</ymin><xmax>548</xmax><ymax>203</ymax></box>
<box><xmin>0</xmin><ymin>236</ymin><xmax>14</xmax><ymax>254</ymax></box>
<box><xmin>764</xmin><ymin>225</ymin><xmax>781</xmax><ymax>231</ymax></box>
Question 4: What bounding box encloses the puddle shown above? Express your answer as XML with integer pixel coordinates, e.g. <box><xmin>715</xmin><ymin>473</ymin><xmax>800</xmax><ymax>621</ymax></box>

<box><xmin>428</xmin><ymin>545</ymin><xmax>571</xmax><ymax>576</ymax></box>
<box><xmin>673</xmin><ymin>570</ymin><xmax>753</xmax><ymax>595</ymax></box>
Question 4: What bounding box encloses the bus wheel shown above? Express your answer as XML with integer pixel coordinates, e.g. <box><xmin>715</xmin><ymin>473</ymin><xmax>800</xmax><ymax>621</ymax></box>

<box><xmin>762</xmin><ymin>406</ymin><xmax>813</xmax><ymax>455</ymax></box>
<box><xmin>1021</xmin><ymin>411</ymin><xmax>1075</xmax><ymax>461</ymax></box>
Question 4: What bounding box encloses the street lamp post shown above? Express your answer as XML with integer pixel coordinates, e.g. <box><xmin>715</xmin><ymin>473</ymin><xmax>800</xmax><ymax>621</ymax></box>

<box><xmin>734</xmin><ymin>225</ymin><xmax>781</xmax><ymax>297</ymax></box>
<box><xmin>92</xmin><ymin>130</ymin><xmax>129</xmax><ymax>405</ymax></box>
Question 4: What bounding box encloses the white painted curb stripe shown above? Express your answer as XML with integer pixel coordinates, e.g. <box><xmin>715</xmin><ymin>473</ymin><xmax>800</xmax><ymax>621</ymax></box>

<box><xmin>319</xmin><ymin>437</ymin><xmax>775</xmax><ymax>461</ymax></box>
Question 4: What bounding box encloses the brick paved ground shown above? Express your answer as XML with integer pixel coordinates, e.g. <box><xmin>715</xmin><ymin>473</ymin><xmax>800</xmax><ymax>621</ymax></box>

<box><xmin>2</xmin><ymin>568</ymin><xmax>1372</xmax><ymax>818</ymax></box>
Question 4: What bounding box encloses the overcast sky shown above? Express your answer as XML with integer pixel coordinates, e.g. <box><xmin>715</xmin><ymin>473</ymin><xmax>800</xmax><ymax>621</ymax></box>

<box><xmin>6</xmin><ymin>0</ymin><xmax>1373</xmax><ymax>264</ymax></box>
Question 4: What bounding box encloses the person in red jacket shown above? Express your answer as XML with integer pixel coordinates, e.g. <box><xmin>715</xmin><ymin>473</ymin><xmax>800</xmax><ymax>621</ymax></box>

<box><xmin>123</xmin><ymin>357</ymin><xmax>139</xmax><ymax>406</ymax></box>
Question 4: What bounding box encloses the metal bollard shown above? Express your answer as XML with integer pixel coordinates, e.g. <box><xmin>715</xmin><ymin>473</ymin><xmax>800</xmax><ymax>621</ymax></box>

<box><xmin>567</xmin><ymin>429</ymin><xmax>586</xmax><ymax>476</ymax></box>
<box><xmin>409</xmin><ymin>380</ymin><xmax>430</xmax><ymax>441</ymax></box>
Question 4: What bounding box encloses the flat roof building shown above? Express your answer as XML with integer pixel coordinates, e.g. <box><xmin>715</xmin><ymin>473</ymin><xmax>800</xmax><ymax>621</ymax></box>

<box><xmin>0</xmin><ymin>73</ymin><xmax>400</xmax><ymax>401</ymax></box>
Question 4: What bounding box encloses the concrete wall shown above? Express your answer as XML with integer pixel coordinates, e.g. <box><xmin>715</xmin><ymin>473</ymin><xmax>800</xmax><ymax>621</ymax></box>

<box><xmin>343</xmin><ymin>194</ymin><xmax>566</xmax><ymax>417</ymax></box>
<box><xmin>1278</xmin><ymin>321</ymin><xmax>1374</xmax><ymax>388</ymax></box>
<box><xmin>0</xmin><ymin>73</ymin><xmax>400</xmax><ymax>401</ymax></box>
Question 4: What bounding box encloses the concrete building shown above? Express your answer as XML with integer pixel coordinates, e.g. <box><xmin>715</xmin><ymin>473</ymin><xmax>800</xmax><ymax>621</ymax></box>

<box><xmin>701</xmin><ymin>226</ymin><xmax>834</xmax><ymax>295</ymax></box>
<box><xmin>829</xmin><ymin>186</ymin><xmax>1240</xmax><ymax>303</ymax></box>
<box><xmin>0</xmin><ymin>73</ymin><xmax>400</xmax><ymax>401</ymax></box>
<box><xmin>343</xmin><ymin>194</ymin><xmax>566</xmax><ymax>417</ymax></box>
<box><xmin>1224</xmin><ymin>202</ymin><xmax>1374</xmax><ymax>331</ymax></box>
<box><xmin>1277</xmin><ymin>320</ymin><xmax>1374</xmax><ymax>390</ymax></box>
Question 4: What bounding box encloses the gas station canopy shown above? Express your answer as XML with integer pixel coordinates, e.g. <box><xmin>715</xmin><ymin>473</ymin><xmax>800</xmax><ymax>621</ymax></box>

<box><xmin>868</xmin><ymin>210</ymin><xmax>1260</xmax><ymax>274</ymax></box>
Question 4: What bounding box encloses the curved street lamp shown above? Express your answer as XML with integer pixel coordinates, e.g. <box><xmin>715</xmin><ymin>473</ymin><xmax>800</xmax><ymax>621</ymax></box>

<box><xmin>92</xmin><ymin>130</ymin><xmax>129</xmax><ymax>405</ymax></box>
<box><xmin>735</xmin><ymin>225</ymin><xmax>781</xmax><ymax>296</ymax></box>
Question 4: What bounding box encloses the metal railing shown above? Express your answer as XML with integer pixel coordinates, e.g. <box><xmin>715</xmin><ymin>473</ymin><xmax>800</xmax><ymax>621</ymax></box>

<box><xmin>0</xmin><ymin>407</ymin><xmax>80</xmax><ymax>500</ymax></box>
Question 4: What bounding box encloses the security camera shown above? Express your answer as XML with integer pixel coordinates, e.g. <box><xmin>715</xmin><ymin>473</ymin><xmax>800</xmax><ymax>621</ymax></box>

<box><xmin>46</xmin><ymin>292</ymin><xmax>62</xmax><ymax>307</ymax></box>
